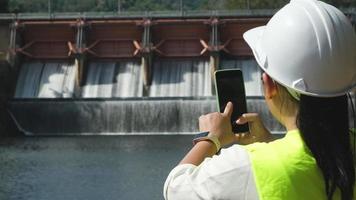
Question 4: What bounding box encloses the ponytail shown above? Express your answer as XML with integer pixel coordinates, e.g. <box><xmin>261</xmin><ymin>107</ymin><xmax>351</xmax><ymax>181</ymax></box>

<box><xmin>297</xmin><ymin>95</ymin><xmax>355</xmax><ymax>200</ymax></box>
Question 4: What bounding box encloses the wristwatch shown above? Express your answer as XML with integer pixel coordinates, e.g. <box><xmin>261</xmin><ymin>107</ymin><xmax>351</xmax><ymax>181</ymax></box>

<box><xmin>193</xmin><ymin>131</ymin><xmax>221</xmax><ymax>152</ymax></box>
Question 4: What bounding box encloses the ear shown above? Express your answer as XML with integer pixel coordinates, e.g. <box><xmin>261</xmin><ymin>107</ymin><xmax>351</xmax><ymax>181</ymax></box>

<box><xmin>262</xmin><ymin>73</ymin><xmax>277</xmax><ymax>99</ymax></box>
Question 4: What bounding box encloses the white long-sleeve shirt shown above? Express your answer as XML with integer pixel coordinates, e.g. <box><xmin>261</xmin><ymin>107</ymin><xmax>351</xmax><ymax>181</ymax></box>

<box><xmin>163</xmin><ymin>144</ymin><xmax>259</xmax><ymax>200</ymax></box>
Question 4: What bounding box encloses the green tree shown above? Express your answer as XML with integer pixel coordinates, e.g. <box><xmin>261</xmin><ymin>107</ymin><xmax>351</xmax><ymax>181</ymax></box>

<box><xmin>0</xmin><ymin>0</ymin><xmax>8</xmax><ymax>12</ymax></box>
<box><xmin>8</xmin><ymin>0</ymin><xmax>48</xmax><ymax>12</ymax></box>
<box><xmin>4</xmin><ymin>0</ymin><xmax>356</xmax><ymax>13</ymax></box>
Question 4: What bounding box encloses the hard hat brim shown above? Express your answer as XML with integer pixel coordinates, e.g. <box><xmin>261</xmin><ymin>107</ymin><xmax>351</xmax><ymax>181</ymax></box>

<box><xmin>243</xmin><ymin>26</ymin><xmax>268</xmax><ymax>71</ymax></box>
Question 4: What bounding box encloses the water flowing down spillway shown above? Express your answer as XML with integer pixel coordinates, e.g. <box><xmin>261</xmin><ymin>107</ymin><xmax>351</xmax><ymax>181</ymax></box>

<box><xmin>82</xmin><ymin>61</ymin><xmax>143</xmax><ymax>98</ymax></box>
<box><xmin>149</xmin><ymin>59</ymin><xmax>212</xmax><ymax>97</ymax></box>
<box><xmin>14</xmin><ymin>61</ymin><xmax>77</xmax><ymax>98</ymax></box>
<box><xmin>14</xmin><ymin>59</ymin><xmax>261</xmax><ymax>99</ymax></box>
<box><xmin>148</xmin><ymin>59</ymin><xmax>262</xmax><ymax>97</ymax></box>
<box><xmin>11</xmin><ymin>59</ymin><xmax>286</xmax><ymax>135</ymax></box>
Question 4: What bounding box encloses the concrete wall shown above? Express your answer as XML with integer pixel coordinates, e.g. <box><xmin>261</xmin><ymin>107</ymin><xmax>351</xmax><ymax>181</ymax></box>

<box><xmin>0</xmin><ymin>23</ymin><xmax>10</xmax><ymax>61</ymax></box>
<box><xmin>0</xmin><ymin>23</ymin><xmax>20</xmax><ymax>136</ymax></box>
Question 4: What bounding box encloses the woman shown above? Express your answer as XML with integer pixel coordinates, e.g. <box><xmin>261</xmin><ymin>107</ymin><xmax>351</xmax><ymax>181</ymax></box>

<box><xmin>163</xmin><ymin>0</ymin><xmax>356</xmax><ymax>199</ymax></box>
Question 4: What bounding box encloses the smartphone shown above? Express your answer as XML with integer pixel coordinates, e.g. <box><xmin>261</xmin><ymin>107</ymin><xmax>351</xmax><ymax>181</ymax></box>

<box><xmin>214</xmin><ymin>69</ymin><xmax>249</xmax><ymax>133</ymax></box>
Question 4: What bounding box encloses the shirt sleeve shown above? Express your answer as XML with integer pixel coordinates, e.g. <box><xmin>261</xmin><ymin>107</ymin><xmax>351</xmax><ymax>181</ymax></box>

<box><xmin>163</xmin><ymin>144</ymin><xmax>259</xmax><ymax>200</ymax></box>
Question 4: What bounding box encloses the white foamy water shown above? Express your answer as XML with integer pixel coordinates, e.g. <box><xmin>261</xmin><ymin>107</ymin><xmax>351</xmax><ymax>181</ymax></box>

<box><xmin>82</xmin><ymin>61</ymin><xmax>143</xmax><ymax>98</ymax></box>
<box><xmin>15</xmin><ymin>59</ymin><xmax>262</xmax><ymax>98</ymax></box>
<box><xmin>149</xmin><ymin>59</ymin><xmax>212</xmax><ymax>97</ymax></box>
<box><xmin>15</xmin><ymin>61</ymin><xmax>77</xmax><ymax>98</ymax></box>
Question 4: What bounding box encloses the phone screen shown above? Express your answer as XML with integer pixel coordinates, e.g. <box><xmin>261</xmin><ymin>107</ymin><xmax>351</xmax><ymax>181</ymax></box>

<box><xmin>215</xmin><ymin>69</ymin><xmax>249</xmax><ymax>133</ymax></box>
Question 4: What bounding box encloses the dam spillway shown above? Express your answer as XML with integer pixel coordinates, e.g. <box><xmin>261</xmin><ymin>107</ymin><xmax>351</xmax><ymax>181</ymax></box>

<box><xmin>82</xmin><ymin>61</ymin><xmax>142</xmax><ymax>98</ymax></box>
<box><xmin>14</xmin><ymin>61</ymin><xmax>77</xmax><ymax>98</ymax></box>
<box><xmin>9</xmin><ymin>58</ymin><xmax>282</xmax><ymax>135</ymax></box>
<box><xmin>9</xmin><ymin>58</ymin><xmax>281</xmax><ymax>135</ymax></box>
<box><xmin>14</xmin><ymin>58</ymin><xmax>263</xmax><ymax>99</ymax></box>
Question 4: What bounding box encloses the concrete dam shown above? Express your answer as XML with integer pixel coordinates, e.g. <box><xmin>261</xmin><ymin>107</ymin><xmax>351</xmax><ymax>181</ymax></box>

<box><xmin>0</xmin><ymin>10</ymin><xmax>354</xmax><ymax>135</ymax></box>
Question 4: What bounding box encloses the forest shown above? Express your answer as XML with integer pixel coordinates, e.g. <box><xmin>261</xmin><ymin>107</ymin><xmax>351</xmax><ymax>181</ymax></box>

<box><xmin>0</xmin><ymin>0</ymin><xmax>355</xmax><ymax>13</ymax></box>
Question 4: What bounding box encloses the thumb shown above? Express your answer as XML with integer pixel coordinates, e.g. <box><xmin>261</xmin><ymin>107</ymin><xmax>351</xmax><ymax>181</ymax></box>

<box><xmin>223</xmin><ymin>102</ymin><xmax>233</xmax><ymax>117</ymax></box>
<box><xmin>236</xmin><ymin>113</ymin><xmax>260</xmax><ymax>124</ymax></box>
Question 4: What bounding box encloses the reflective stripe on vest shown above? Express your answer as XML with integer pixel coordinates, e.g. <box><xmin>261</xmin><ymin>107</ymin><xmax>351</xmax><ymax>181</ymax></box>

<box><xmin>242</xmin><ymin>129</ymin><xmax>341</xmax><ymax>200</ymax></box>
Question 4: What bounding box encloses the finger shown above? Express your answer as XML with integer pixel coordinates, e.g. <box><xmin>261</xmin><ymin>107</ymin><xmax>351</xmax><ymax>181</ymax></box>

<box><xmin>238</xmin><ymin>113</ymin><xmax>260</xmax><ymax>123</ymax></box>
<box><xmin>236</xmin><ymin>117</ymin><xmax>247</xmax><ymax>125</ymax></box>
<box><xmin>198</xmin><ymin>115</ymin><xmax>204</xmax><ymax>123</ymax></box>
<box><xmin>233</xmin><ymin>132</ymin><xmax>249</xmax><ymax>137</ymax></box>
<box><xmin>223</xmin><ymin>102</ymin><xmax>233</xmax><ymax>117</ymax></box>
<box><xmin>234</xmin><ymin>132</ymin><xmax>250</xmax><ymax>143</ymax></box>
<box><xmin>235</xmin><ymin>134</ymin><xmax>241</xmax><ymax>142</ymax></box>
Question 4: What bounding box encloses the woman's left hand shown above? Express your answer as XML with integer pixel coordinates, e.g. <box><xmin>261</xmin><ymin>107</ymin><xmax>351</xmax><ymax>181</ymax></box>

<box><xmin>198</xmin><ymin>102</ymin><xmax>237</xmax><ymax>147</ymax></box>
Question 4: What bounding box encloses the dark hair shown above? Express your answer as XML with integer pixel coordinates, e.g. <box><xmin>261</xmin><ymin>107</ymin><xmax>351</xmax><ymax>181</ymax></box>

<box><xmin>297</xmin><ymin>95</ymin><xmax>355</xmax><ymax>200</ymax></box>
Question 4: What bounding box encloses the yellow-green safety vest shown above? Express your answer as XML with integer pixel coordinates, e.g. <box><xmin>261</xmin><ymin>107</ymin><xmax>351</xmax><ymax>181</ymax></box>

<box><xmin>243</xmin><ymin>129</ymin><xmax>343</xmax><ymax>200</ymax></box>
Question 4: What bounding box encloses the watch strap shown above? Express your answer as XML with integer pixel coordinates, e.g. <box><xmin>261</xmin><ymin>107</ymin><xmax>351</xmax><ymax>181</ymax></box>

<box><xmin>193</xmin><ymin>133</ymin><xmax>221</xmax><ymax>152</ymax></box>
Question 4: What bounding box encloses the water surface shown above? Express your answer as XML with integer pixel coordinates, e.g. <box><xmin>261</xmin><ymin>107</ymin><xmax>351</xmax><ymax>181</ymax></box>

<box><xmin>0</xmin><ymin>135</ymin><xmax>191</xmax><ymax>200</ymax></box>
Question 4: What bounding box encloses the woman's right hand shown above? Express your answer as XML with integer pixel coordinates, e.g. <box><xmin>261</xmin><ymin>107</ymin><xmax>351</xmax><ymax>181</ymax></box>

<box><xmin>235</xmin><ymin>113</ymin><xmax>274</xmax><ymax>145</ymax></box>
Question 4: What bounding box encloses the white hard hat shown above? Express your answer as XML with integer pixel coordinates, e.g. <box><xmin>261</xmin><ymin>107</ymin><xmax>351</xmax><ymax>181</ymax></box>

<box><xmin>243</xmin><ymin>0</ymin><xmax>356</xmax><ymax>97</ymax></box>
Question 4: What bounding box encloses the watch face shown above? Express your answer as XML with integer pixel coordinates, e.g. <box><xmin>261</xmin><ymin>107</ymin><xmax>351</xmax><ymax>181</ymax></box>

<box><xmin>193</xmin><ymin>131</ymin><xmax>209</xmax><ymax>140</ymax></box>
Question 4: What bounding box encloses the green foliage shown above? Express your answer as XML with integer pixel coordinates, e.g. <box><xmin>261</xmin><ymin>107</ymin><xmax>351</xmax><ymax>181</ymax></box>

<box><xmin>4</xmin><ymin>0</ymin><xmax>356</xmax><ymax>13</ymax></box>
<box><xmin>248</xmin><ymin>0</ymin><xmax>289</xmax><ymax>9</ymax></box>
<box><xmin>8</xmin><ymin>0</ymin><xmax>48</xmax><ymax>12</ymax></box>
<box><xmin>0</xmin><ymin>0</ymin><xmax>8</xmax><ymax>12</ymax></box>
<box><xmin>323</xmin><ymin>0</ymin><xmax>356</xmax><ymax>7</ymax></box>
<box><xmin>121</xmin><ymin>0</ymin><xmax>178</xmax><ymax>11</ymax></box>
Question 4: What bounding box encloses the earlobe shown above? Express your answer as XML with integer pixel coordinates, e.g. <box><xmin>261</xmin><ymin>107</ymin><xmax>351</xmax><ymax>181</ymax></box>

<box><xmin>262</xmin><ymin>73</ymin><xmax>277</xmax><ymax>99</ymax></box>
